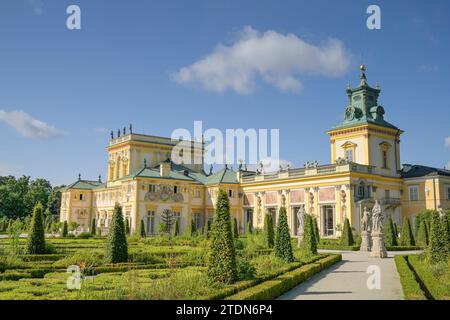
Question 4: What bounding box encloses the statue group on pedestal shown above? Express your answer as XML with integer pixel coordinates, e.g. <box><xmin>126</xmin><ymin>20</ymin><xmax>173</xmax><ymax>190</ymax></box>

<box><xmin>360</xmin><ymin>200</ymin><xmax>387</xmax><ymax>258</ymax></box>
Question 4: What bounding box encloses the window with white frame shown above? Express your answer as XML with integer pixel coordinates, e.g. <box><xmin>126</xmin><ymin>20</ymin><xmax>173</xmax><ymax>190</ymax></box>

<box><xmin>446</xmin><ymin>185</ymin><xmax>450</xmax><ymax>200</ymax></box>
<box><xmin>409</xmin><ymin>186</ymin><xmax>419</xmax><ymax>201</ymax></box>
<box><xmin>345</xmin><ymin>149</ymin><xmax>353</xmax><ymax>162</ymax></box>
<box><xmin>194</xmin><ymin>189</ymin><xmax>201</xmax><ymax>198</ymax></box>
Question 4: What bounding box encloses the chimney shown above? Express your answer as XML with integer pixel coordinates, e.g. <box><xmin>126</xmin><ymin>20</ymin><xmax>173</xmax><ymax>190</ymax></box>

<box><xmin>160</xmin><ymin>160</ymin><xmax>171</xmax><ymax>177</ymax></box>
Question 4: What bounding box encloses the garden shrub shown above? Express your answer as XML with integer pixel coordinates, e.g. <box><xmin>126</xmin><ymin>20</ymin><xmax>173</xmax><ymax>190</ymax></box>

<box><xmin>429</xmin><ymin>212</ymin><xmax>447</xmax><ymax>264</ymax></box>
<box><xmin>299</xmin><ymin>214</ymin><xmax>317</xmax><ymax>257</ymax></box>
<box><xmin>77</xmin><ymin>232</ymin><xmax>92</xmax><ymax>239</ymax></box>
<box><xmin>90</xmin><ymin>218</ymin><xmax>96</xmax><ymax>236</ymax></box>
<box><xmin>394</xmin><ymin>255</ymin><xmax>426</xmax><ymax>300</ymax></box>
<box><xmin>417</xmin><ymin>219</ymin><xmax>429</xmax><ymax>247</ymax></box>
<box><xmin>61</xmin><ymin>221</ymin><xmax>68</xmax><ymax>238</ymax></box>
<box><xmin>139</xmin><ymin>220</ymin><xmax>146</xmax><ymax>238</ymax></box>
<box><xmin>384</xmin><ymin>216</ymin><xmax>398</xmax><ymax>247</ymax></box>
<box><xmin>236</xmin><ymin>256</ymin><xmax>256</xmax><ymax>280</ymax></box>
<box><xmin>26</xmin><ymin>203</ymin><xmax>46</xmax><ymax>255</ymax></box>
<box><xmin>232</xmin><ymin>217</ymin><xmax>239</xmax><ymax>239</ymax></box>
<box><xmin>264</xmin><ymin>214</ymin><xmax>274</xmax><ymax>248</ymax></box>
<box><xmin>340</xmin><ymin>218</ymin><xmax>354</xmax><ymax>246</ymax></box>
<box><xmin>409</xmin><ymin>254</ymin><xmax>449</xmax><ymax>300</ymax></box>
<box><xmin>207</xmin><ymin>189</ymin><xmax>237</xmax><ymax>284</ymax></box>
<box><xmin>312</xmin><ymin>216</ymin><xmax>320</xmax><ymax>244</ymax></box>
<box><xmin>399</xmin><ymin>217</ymin><xmax>415</xmax><ymax>246</ymax></box>
<box><xmin>274</xmin><ymin>207</ymin><xmax>294</xmax><ymax>262</ymax></box>
<box><xmin>104</xmin><ymin>203</ymin><xmax>128</xmax><ymax>263</ymax></box>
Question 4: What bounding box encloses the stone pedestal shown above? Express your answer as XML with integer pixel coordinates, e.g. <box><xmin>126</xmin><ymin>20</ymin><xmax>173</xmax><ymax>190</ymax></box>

<box><xmin>297</xmin><ymin>231</ymin><xmax>304</xmax><ymax>248</ymax></box>
<box><xmin>360</xmin><ymin>230</ymin><xmax>371</xmax><ymax>252</ymax></box>
<box><xmin>370</xmin><ymin>231</ymin><xmax>387</xmax><ymax>258</ymax></box>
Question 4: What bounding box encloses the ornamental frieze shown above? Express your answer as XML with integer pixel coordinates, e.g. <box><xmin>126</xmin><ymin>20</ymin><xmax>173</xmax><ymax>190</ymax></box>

<box><xmin>144</xmin><ymin>184</ymin><xmax>184</xmax><ymax>203</ymax></box>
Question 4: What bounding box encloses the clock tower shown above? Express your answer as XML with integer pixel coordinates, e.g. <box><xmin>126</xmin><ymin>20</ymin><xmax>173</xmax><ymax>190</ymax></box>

<box><xmin>328</xmin><ymin>65</ymin><xmax>403</xmax><ymax>177</ymax></box>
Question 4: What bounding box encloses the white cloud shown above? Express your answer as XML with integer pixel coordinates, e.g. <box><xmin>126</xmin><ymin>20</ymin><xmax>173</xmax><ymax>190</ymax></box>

<box><xmin>172</xmin><ymin>26</ymin><xmax>351</xmax><ymax>94</ymax></box>
<box><xmin>446</xmin><ymin>161</ymin><xmax>450</xmax><ymax>170</ymax></box>
<box><xmin>28</xmin><ymin>0</ymin><xmax>44</xmax><ymax>16</ymax></box>
<box><xmin>94</xmin><ymin>127</ymin><xmax>107</xmax><ymax>134</ymax></box>
<box><xmin>0</xmin><ymin>163</ymin><xmax>19</xmax><ymax>176</ymax></box>
<box><xmin>419</xmin><ymin>64</ymin><xmax>439</xmax><ymax>72</ymax></box>
<box><xmin>445</xmin><ymin>136</ymin><xmax>450</xmax><ymax>148</ymax></box>
<box><xmin>0</xmin><ymin>109</ymin><xmax>65</xmax><ymax>139</ymax></box>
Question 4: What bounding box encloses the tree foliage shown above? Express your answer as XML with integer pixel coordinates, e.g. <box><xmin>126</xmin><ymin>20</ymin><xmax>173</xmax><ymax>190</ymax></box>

<box><xmin>312</xmin><ymin>216</ymin><xmax>320</xmax><ymax>244</ymax></box>
<box><xmin>26</xmin><ymin>203</ymin><xmax>46</xmax><ymax>254</ymax></box>
<box><xmin>299</xmin><ymin>214</ymin><xmax>317</xmax><ymax>257</ymax></box>
<box><xmin>90</xmin><ymin>218</ymin><xmax>96</xmax><ymax>236</ymax></box>
<box><xmin>399</xmin><ymin>217</ymin><xmax>415</xmax><ymax>246</ymax></box>
<box><xmin>105</xmin><ymin>203</ymin><xmax>128</xmax><ymax>263</ymax></box>
<box><xmin>274</xmin><ymin>207</ymin><xmax>294</xmax><ymax>262</ymax></box>
<box><xmin>340</xmin><ymin>218</ymin><xmax>354</xmax><ymax>246</ymax></box>
<box><xmin>264</xmin><ymin>213</ymin><xmax>274</xmax><ymax>248</ymax></box>
<box><xmin>207</xmin><ymin>189</ymin><xmax>237</xmax><ymax>284</ymax></box>
<box><xmin>384</xmin><ymin>216</ymin><xmax>398</xmax><ymax>246</ymax></box>
<box><xmin>416</xmin><ymin>219</ymin><xmax>429</xmax><ymax>247</ymax></box>
<box><xmin>139</xmin><ymin>219</ymin><xmax>146</xmax><ymax>238</ymax></box>
<box><xmin>61</xmin><ymin>220</ymin><xmax>68</xmax><ymax>237</ymax></box>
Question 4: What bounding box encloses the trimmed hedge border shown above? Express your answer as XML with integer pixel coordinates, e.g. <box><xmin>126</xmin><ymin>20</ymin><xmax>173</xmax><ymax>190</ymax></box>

<box><xmin>394</xmin><ymin>255</ymin><xmax>426</xmax><ymax>300</ymax></box>
<box><xmin>224</xmin><ymin>254</ymin><xmax>342</xmax><ymax>300</ymax></box>
<box><xmin>386</xmin><ymin>246</ymin><xmax>423</xmax><ymax>251</ymax></box>
<box><xmin>317</xmin><ymin>245</ymin><xmax>359</xmax><ymax>251</ymax></box>
<box><xmin>408</xmin><ymin>255</ymin><xmax>449</xmax><ymax>300</ymax></box>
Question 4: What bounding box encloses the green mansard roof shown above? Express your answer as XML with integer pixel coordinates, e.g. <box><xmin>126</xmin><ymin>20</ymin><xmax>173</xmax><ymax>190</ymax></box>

<box><xmin>331</xmin><ymin>65</ymin><xmax>401</xmax><ymax>132</ymax></box>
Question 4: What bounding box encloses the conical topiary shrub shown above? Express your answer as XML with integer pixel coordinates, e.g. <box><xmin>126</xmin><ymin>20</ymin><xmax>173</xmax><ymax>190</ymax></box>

<box><xmin>125</xmin><ymin>218</ymin><xmax>130</xmax><ymax>235</ymax></box>
<box><xmin>264</xmin><ymin>213</ymin><xmax>274</xmax><ymax>248</ymax></box>
<box><xmin>26</xmin><ymin>203</ymin><xmax>46</xmax><ymax>254</ymax></box>
<box><xmin>312</xmin><ymin>216</ymin><xmax>320</xmax><ymax>244</ymax></box>
<box><xmin>105</xmin><ymin>203</ymin><xmax>128</xmax><ymax>263</ymax></box>
<box><xmin>174</xmin><ymin>219</ymin><xmax>180</xmax><ymax>237</ymax></box>
<box><xmin>232</xmin><ymin>217</ymin><xmax>239</xmax><ymax>239</ymax></box>
<box><xmin>340</xmin><ymin>218</ymin><xmax>354</xmax><ymax>246</ymax></box>
<box><xmin>247</xmin><ymin>220</ymin><xmax>252</xmax><ymax>234</ymax></box>
<box><xmin>299</xmin><ymin>214</ymin><xmax>317</xmax><ymax>257</ymax></box>
<box><xmin>399</xmin><ymin>217</ymin><xmax>415</xmax><ymax>246</ymax></box>
<box><xmin>416</xmin><ymin>219</ymin><xmax>428</xmax><ymax>247</ymax></box>
<box><xmin>207</xmin><ymin>189</ymin><xmax>237</xmax><ymax>284</ymax></box>
<box><xmin>274</xmin><ymin>207</ymin><xmax>294</xmax><ymax>262</ymax></box>
<box><xmin>189</xmin><ymin>219</ymin><xmax>197</xmax><ymax>237</ymax></box>
<box><xmin>429</xmin><ymin>211</ymin><xmax>446</xmax><ymax>264</ymax></box>
<box><xmin>61</xmin><ymin>220</ymin><xmax>68</xmax><ymax>238</ymax></box>
<box><xmin>90</xmin><ymin>218</ymin><xmax>96</xmax><ymax>236</ymax></box>
<box><xmin>139</xmin><ymin>219</ymin><xmax>146</xmax><ymax>238</ymax></box>
<box><xmin>384</xmin><ymin>216</ymin><xmax>397</xmax><ymax>246</ymax></box>
<box><xmin>414</xmin><ymin>214</ymin><xmax>422</xmax><ymax>239</ymax></box>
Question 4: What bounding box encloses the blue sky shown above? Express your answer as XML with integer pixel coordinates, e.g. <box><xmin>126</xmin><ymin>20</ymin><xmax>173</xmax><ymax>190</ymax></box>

<box><xmin>0</xmin><ymin>0</ymin><xmax>449</xmax><ymax>185</ymax></box>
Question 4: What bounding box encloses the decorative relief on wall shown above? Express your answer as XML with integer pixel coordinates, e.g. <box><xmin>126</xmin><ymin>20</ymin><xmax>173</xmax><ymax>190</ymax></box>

<box><xmin>290</xmin><ymin>189</ymin><xmax>305</xmax><ymax>204</ymax></box>
<box><xmin>319</xmin><ymin>187</ymin><xmax>335</xmax><ymax>202</ymax></box>
<box><xmin>243</xmin><ymin>193</ymin><xmax>254</xmax><ymax>206</ymax></box>
<box><xmin>265</xmin><ymin>191</ymin><xmax>278</xmax><ymax>205</ymax></box>
<box><xmin>144</xmin><ymin>184</ymin><xmax>184</xmax><ymax>203</ymax></box>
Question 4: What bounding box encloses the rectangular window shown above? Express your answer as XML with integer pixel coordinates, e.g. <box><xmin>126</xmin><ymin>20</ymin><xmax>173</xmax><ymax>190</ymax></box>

<box><xmin>146</xmin><ymin>210</ymin><xmax>155</xmax><ymax>235</ymax></box>
<box><xmin>229</xmin><ymin>189</ymin><xmax>234</xmax><ymax>198</ymax></box>
<box><xmin>149</xmin><ymin>184</ymin><xmax>156</xmax><ymax>192</ymax></box>
<box><xmin>446</xmin><ymin>185</ymin><xmax>450</xmax><ymax>200</ymax></box>
<box><xmin>382</xmin><ymin>150</ymin><xmax>388</xmax><ymax>168</ymax></box>
<box><xmin>345</xmin><ymin>149</ymin><xmax>353</xmax><ymax>162</ymax></box>
<box><xmin>173</xmin><ymin>185</ymin><xmax>178</xmax><ymax>194</ymax></box>
<box><xmin>409</xmin><ymin>186</ymin><xmax>419</xmax><ymax>201</ymax></box>
<box><xmin>127</xmin><ymin>184</ymin><xmax>132</xmax><ymax>193</ymax></box>
<box><xmin>194</xmin><ymin>189</ymin><xmax>201</xmax><ymax>198</ymax></box>
<box><xmin>79</xmin><ymin>194</ymin><xmax>84</xmax><ymax>201</ymax></box>
<box><xmin>385</xmin><ymin>189</ymin><xmax>390</xmax><ymax>199</ymax></box>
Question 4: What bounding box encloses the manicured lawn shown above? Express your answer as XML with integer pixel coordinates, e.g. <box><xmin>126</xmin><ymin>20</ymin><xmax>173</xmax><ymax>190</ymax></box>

<box><xmin>0</xmin><ymin>235</ymin><xmax>339</xmax><ymax>300</ymax></box>
<box><xmin>394</xmin><ymin>254</ymin><xmax>450</xmax><ymax>300</ymax></box>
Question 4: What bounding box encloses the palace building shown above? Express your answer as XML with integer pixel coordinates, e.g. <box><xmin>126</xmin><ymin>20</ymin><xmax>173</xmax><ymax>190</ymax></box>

<box><xmin>60</xmin><ymin>66</ymin><xmax>450</xmax><ymax>237</ymax></box>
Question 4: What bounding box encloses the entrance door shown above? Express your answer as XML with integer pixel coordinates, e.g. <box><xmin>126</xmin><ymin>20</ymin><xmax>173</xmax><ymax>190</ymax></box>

<box><xmin>322</xmin><ymin>206</ymin><xmax>334</xmax><ymax>237</ymax></box>
<box><xmin>267</xmin><ymin>207</ymin><xmax>277</xmax><ymax>226</ymax></box>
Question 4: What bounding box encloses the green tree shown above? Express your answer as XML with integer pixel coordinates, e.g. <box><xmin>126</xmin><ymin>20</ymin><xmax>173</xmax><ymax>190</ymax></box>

<box><xmin>384</xmin><ymin>216</ymin><xmax>398</xmax><ymax>246</ymax></box>
<box><xmin>207</xmin><ymin>189</ymin><xmax>237</xmax><ymax>284</ymax></box>
<box><xmin>246</xmin><ymin>220</ymin><xmax>252</xmax><ymax>234</ymax></box>
<box><xmin>125</xmin><ymin>218</ymin><xmax>130</xmax><ymax>235</ymax></box>
<box><xmin>312</xmin><ymin>216</ymin><xmax>320</xmax><ymax>244</ymax></box>
<box><xmin>299</xmin><ymin>214</ymin><xmax>317</xmax><ymax>257</ymax></box>
<box><xmin>399</xmin><ymin>217</ymin><xmax>415</xmax><ymax>246</ymax></box>
<box><xmin>274</xmin><ymin>207</ymin><xmax>294</xmax><ymax>262</ymax></box>
<box><xmin>189</xmin><ymin>219</ymin><xmax>197</xmax><ymax>237</ymax></box>
<box><xmin>416</xmin><ymin>219</ymin><xmax>429</xmax><ymax>247</ymax></box>
<box><xmin>340</xmin><ymin>218</ymin><xmax>354</xmax><ymax>246</ymax></box>
<box><xmin>139</xmin><ymin>219</ymin><xmax>146</xmax><ymax>238</ymax></box>
<box><xmin>174</xmin><ymin>219</ymin><xmax>180</xmax><ymax>237</ymax></box>
<box><xmin>105</xmin><ymin>203</ymin><xmax>128</xmax><ymax>263</ymax></box>
<box><xmin>264</xmin><ymin>213</ymin><xmax>274</xmax><ymax>248</ymax></box>
<box><xmin>203</xmin><ymin>219</ymin><xmax>211</xmax><ymax>238</ymax></box>
<box><xmin>61</xmin><ymin>220</ymin><xmax>68</xmax><ymax>237</ymax></box>
<box><xmin>90</xmin><ymin>218</ymin><xmax>96</xmax><ymax>236</ymax></box>
<box><xmin>161</xmin><ymin>209</ymin><xmax>175</xmax><ymax>235</ymax></box>
<box><xmin>26</xmin><ymin>203</ymin><xmax>46</xmax><ymax>254</ymax></box>
<box><xmin>414</xmin><ymin>214</ymin><xmax>422</xmax><ymax>239</ymax></box>
<box><xmin>232</xmin><ymin>217</ymin><xmax>239</xmax><ymax>239</ymax></box>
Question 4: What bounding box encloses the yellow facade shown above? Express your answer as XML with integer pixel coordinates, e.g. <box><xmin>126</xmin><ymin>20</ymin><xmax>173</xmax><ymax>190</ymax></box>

<box><xmin>60</xmin><ymin>67</ymin><xmax>450</xmax><ymax>237</ymax></box>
